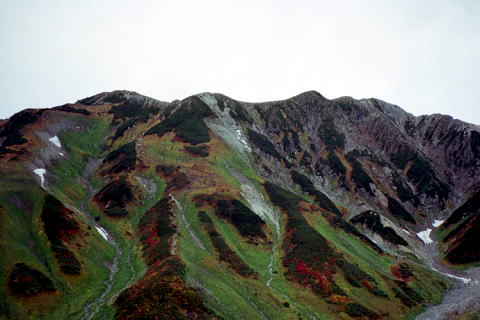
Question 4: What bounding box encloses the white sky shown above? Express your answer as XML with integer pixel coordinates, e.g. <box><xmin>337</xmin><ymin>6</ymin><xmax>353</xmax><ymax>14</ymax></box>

<box><xmin>1</xmin><ymin>0</ymin><xmax>479</xmax><ymax>124</ymax></box>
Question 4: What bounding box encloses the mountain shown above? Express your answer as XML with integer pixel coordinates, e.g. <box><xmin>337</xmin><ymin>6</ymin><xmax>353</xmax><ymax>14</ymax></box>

<box><xmin>1</xmin><ymin>90</ymin><xmax>479</xmax><ymax>320</ymax></box>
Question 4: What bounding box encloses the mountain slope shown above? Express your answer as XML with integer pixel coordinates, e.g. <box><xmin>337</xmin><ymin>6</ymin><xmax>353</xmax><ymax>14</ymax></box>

<box><xmin>0</xmin><ymin>90</ymin><xmax>479</xmax><ymax>320</ymax></box>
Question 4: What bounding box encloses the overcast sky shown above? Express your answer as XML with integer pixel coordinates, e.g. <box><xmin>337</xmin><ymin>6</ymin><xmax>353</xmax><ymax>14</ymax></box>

<box><xmin>1</xmin><ymin>0</ymin><xmax>479</xmax><ymax>124</ymax></box>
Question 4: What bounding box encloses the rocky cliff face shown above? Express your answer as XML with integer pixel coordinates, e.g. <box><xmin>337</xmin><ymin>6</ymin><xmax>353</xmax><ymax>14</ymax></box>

<box><xmin>0</xmin><ymin>90</ymin><xmax>479</xmax><ymax>320</ymax></box>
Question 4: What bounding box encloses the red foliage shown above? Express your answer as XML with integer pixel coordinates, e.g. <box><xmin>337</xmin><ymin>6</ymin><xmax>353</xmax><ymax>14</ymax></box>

<box><xmin>391</xmin><ymin>263</ymin><xmax>413</xmax><ymax>282</ymax></box>
<box><xmin>288</xmin><ymin>259</ymin><xmax>334</xmax><ymax>295</ymax></box>
<box><xmin>172</xmin><ymin>135</ymin><xmax>186</xmax><ymax>143</ymax></box>
<box><xmin>192</xmin><ymin>194</ymin><xmax>215</xmax><ymax>206</ymax></box>
<box><xmin>59</xmin><ymin>229</ymin><xmax>80</xmax><ymax>242</ymax></box>
<box><xmin>146</xmin><ymin>234</ymin><xmax>160</xmax><ymax>247</ymax></box>
<box><xmin>361</xmin><ymin>279</ymin><xmax>372</xmax><ymax>290</ymax></box>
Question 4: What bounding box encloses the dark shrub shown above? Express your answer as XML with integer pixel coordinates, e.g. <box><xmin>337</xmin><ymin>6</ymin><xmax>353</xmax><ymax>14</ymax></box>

<box><xmin>299</xmin><ymin>151</ymin><xmax>312</xmax><ymax>167</ymax></box>
<box><xmin>444</xmin><ymin>214</ymin><xmax>480</xmax><ymax>264</ymax></box>
<box><xmin>344</xmin><ymin>303</ymin><xmax>378</xmax><ymax>318</ymax></box>
<box><xmin>327</xmin><ymin>152</ymin><xmax>346</xmax><ymax>176</ymax></box>
<box><xmin>390</xmin><ymin>147</ymin><xmax>450</xmax><ymax>201</ymax></box>
<box><xmin>139</xmin><ymin>197</ymin><xmax>176</xmax><ymax>265</ymax></box>
<box><xmin>393</xmin><ymin>174</ymin><xmax>420</xmax><ymax>207</ymax></box>
<box><xmin>332</xmin><ymin>216</ymin><xmax>384</xmax><ymax>253</ymax></box>
<box><xmin>54</xmin><ymin>105</ymin><xmax>91</xmax><ymax>115</ymax></box>
<box><xmin>102</xmin><ymin>141</ymin><xmax>137</xmax><ymax>174</ymax></box>
<box><xmin>8</xmin><ymin>263</ymin><xmax>56</xmax><ymax>296</ymax></box>
<box><xmin>291</xmin><ymin>170</ymin><xmax>341</xmax><ymax>216</ymax></box>
<box><xmin>247</xmin><ymin>129</ymin><xmax>281</xmax><ymax>158</ymax></box>
<box><xmin>95</xmin><ymin>178</ymin><xmax>134</xmax><ymax>218</ymax></box>
<box><xmin>109</xmin><ymin>102</ymin><xmax>159</xmax><ymax>123</ymax></box>
<box><xmin>0</xmin><ymin>109</ymin><xmax>44</xmax><ymax>154</ymax></box>
<box><xmin>146</xmin><ymin>97</ymin><xmax>213</xmax><ymax>145</ymax></box>
<box><xmin>336</xmin><ymin>260</ymin><xmax>375</xmax><ymax>288</ymax></box>
<box><xmin>41</xmin><ymin>195</ymin><xmax>81</xmax><ymax>274</ymax></box>
<box><xmin>386</xmin><ymin>196</ymin><xmax>415</xmax><ymax>224</ymax></box>
<box><xmin>185</xmin><ymin>145</ymin><xmax>209</xmax><ymax>157</ymax></box>
<box><xmin>443</xmin><ymin>189</ymin><xmax>480</xmax><ymax>229</ymax></box>
<box><xmin>215</xmin><ymin>199</ymin><xmax>266</xmax><ymax>239</ymax></box>
<box><xmin>471</xmin><ymin>131</ymin><xmax>480</xmax><ymax>158</ymax></box>
<box><xmin>264</xmin><ymin>181</ymin><xmax>382</xmax><ymax>297</ymax></box>
<box><xmin>351</xmin><ymin>211</ymin><xmax>408</xmax><ymax>246</ymax></box>
<box><xmin>345</xmin><ymin>153</ymin><xmax>375</xmax><ymax>196</ymax></box>
<box><xmin>393</xmin><ymin>281</ymin><xmax>424</xmax><ymax>307</ymax></box>
<box><xmin>317</xmin><ymin>118</ymin><xmax>345</xmax><ymax>151</ymax></box>
<box><xmin>198</xmin><ymin>210</ymin><xmax>256</xmax><ymax>277</ymax></box>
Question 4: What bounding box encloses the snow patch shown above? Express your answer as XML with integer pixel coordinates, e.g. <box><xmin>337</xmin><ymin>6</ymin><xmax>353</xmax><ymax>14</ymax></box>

<box><xmin>59</xmin><ymin>152</ymin><xmax>64</xmax><ymax>156</ymax></box>
<box><xmin>401</xmin><ymin>228</ymin><xmax>411</xmax><ymax>234</ymax></box>
<box><xmin>49</xmin><ymin>136</ymin><xmax>61</xmax><ymax>148</ymax></box>
<box><xmin>33</xmin><ymin>168</ymin><xmax>47</xmax><ymax>188</ymax></box>
<box><xmin>95</xmin><ymin>226</ymin><xmax>109</xmax><ymax>241</ymax></box>
<box><xmin>432</xmin><ymin>219</ymin><xmax>444</xmax><ymax>228</ymax></box>
<box><xmin>417</xmin><ymin>229</ymin><xmax>433</xmax><ymax>244</ymax></box>
<box><xmin>235</xmin><ymin>129</ymin><xmax>252</xmax><ymax>151</ymax></box>
<box><xmin>432</xmin><ymin>268</ymin><xmax>471</xmax><ymax>284</ymax></box>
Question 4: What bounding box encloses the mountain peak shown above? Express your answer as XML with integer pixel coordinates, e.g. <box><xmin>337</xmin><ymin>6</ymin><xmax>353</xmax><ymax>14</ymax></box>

<box><xmin>77</xmin><ymin>90</ymin><xmax>165</xmax><ymax>107</ymax></box>
<box><xmin>1</xmin><ymin>90</ymin><xmax>480</xmax><ymax>319</ymax></box>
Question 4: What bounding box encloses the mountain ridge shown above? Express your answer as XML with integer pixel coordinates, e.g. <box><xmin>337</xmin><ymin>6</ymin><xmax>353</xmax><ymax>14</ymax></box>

<box><xmin>1</xmin><ymin>90</ymin><xmax>479</xmax><ymax>320</ymax></box>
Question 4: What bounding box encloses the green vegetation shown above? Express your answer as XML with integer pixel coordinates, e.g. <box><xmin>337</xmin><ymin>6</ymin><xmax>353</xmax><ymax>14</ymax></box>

<box><xmin>108</xmin><ymin>101</ymin><xmax>159</xmax><ymax>123</ymax></box>
<box><xmin>291</xmin><ymin>170</ymin><xmax>342</xmax><ymax>216</ymax></box>
<box><xmin>471</xmin><ymin>130</ymin><xmax>480</xmax><ymax>158</ymax></box>
<box><xmin>351</xmin><ymin>211</ymin><xmax>408</xmax><ymax>246</ymax></box>
<box><xmin>327</xmin><ymin>152</ymin><xmax>347</xmax><ymax>176</ymax></box>
<box><xmin>443</xmin><ymin>213</ymin><xmax>480</xmax><ymax>264</ymax></box>
<box><xmin>102</xmin><ymin>141</ymin><xmax>137</xmax><ymax>174</ymax></box>
<box><xmin>299</xmin><ymin>150</ymin><xmax>312</xmax><ymax>167</ymax></box>
<box><xmin>54</xmin><ymin>105</ymin><xmax>91</xmax><ymax>115</ymax></box>
<box><xmin>393</xmin><ymin>281</ymin><xmax>425</xmax><ymax>307</ymax></box>
<box><xmin>247</xmin><ymin>128</ymin><xmax>282</xmax><ymax>158</ymax></box>
<box><xmin>94</xmin><ymin>178</ymin><xmax>134</xmax><ymax>218</ymax></box>
<box><xmin>146</xmin><ymin>97</ymin><xmax>213</xmax><ymax>145</ymax></box>
<box><xmin>390</xmin><ymin>146</ymin><xmax>450</xmax><ymax>201</ymax></box>
<box><xmin>108</xmin><ymin>101</ymin><xmax>160</xmax><ymax>139</ymax></box>
<box><xmin>443</xmin><ymin>189</ymin><xmax>480</xmax><ymax>228</ymax></box>
<box><xmin>41</xmin><ymin>195</ymin><xmax>81</xmax><ymax>274</ymax></box>
<box><xmin>344</xmin><ymin>302</ymin><xmax>378</xmax><ymax>318</ymax></box>
<box><xmin>0</xmin><ymin>94</ymin><xmax>457</xmax><ymax>320</ymax></box>
<box><xmin>330</xmin><ymin>216</ymin><xmax>384</xmax><ymax>254</ymax></box>
<box><xmin>264</xmin><ymin>181</ymin><xmax>345</xmax><ymax>296</ymax></box>
<box><xmin>184</xmin><ymin>145</ymin><xmax>209</xmax><ymax>157</ymax></box>
<box><xmin>393</xmin><ymin>174</ymin><xmax>420</xmax><ymax>207</ymax></box>
<box><xmin>317</xmin><ymin>118</ymin><xmax>345</xmax><ymax>151</ymax></box>
<box><xmin>199</xmin><ymin>210</ymin><xmax>256</xmax><ymax>277</ymax></box>
<box><xmin>230</xmin><ymin>103</ymin><xmax>250</xmax><ymax>122</ymax></box>
<box><xmin>114</xmin><ymin>256</ymin><xmax>216</xmax><ymax>320</ymax></box>
<box><xmin>102</xmin><ymin>93</ymin><xmax>125</xmax><ymax>104</ymax></box>
<box><xmin>156</xmin><ymin>164</ymin><xmax>190</xmax><ymax>191</ymax></box>
<box><xmin>390</xmin><ymin>146</ymin><xmax>414</xmax><ymax>169</ymax></box>
<box><xmin>215</xmin><ymin>199</ymin><xmax>266</xmax><ymax>240</ymax></box>
<box><xmin>346</xmin><ymin>152</ymin><xmax>375</xmax><ymax>196</ymax></box>
<box><xmin>8</xmin><ymin>263</ymin><xmax>56</xmax><ymax>296</ymax></box>
<box><xmin>138</xmin><ymin>197</ymin><xmax>176</xmax><ymax>265</ymax></box>
<box><xmin>387</xmin><ymin>196</ymin><xmax>416</xmax><ymax>224</ymax></box>
<box><xmin>0</xmin><ymin>109</ymin><xmax>44</xmax><ymax>154</ymax></box>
